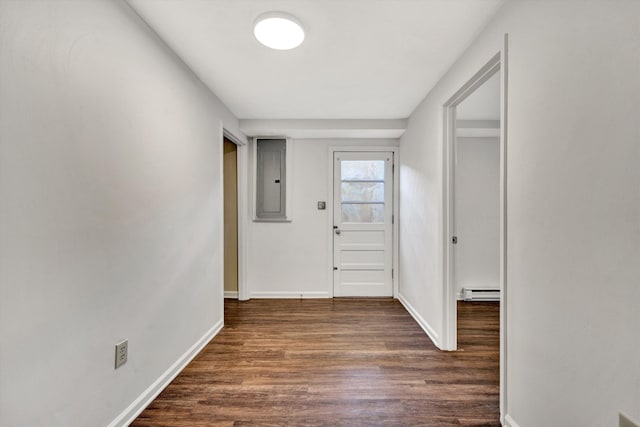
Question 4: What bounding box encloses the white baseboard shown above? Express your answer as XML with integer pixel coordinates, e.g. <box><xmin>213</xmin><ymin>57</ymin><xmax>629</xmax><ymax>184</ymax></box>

<box><xmin>504</xmin><ymin>414</ymin><xmax>520</xmax><ymax>427</ymax></box>
<box><xmin>249</xmin><ymin>291</ymin><xmax>331</xmax><ymax>299</ymax></box>
<box><xmin>108</xmin><ymin>319</ymin><xmax>224</xmax><ymax>427</ymax></box>
<box><xmin>397</xmin><ymin>293</ymin><xmax>440</xmax><ymax>348</ymax></box>
<box><xmin>224</xmin><ymin>291</ymin><xmax>238</xmax><ymax>299</ymax></box>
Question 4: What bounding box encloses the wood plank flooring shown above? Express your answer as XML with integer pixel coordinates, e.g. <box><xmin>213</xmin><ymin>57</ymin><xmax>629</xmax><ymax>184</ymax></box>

<box><xmin>132</xmin><ymin>299</ymin><xmax>499</xmax><ymax>426</ymax></box>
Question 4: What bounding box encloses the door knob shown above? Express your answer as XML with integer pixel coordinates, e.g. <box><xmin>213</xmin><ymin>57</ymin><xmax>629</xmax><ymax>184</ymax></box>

<box><xmin>335</xmin><ymin>228</ymin><xmax>341</xmax><ymax>235</ymax></box>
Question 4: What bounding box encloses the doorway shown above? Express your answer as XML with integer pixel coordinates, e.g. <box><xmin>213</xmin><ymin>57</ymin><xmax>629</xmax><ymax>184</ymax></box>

<box><xmin>454</xmin><ymin>71</ymin><xmax>501</xmax><ymax>309</ymax></box>
<box><xmin>453</xmin><ymin>71</ymin><xmax>501</xmax><ymax>361</ymax></box>
<box><xmin>442</xmin><ymin>47</ymin><xmax>508</xmax><ymax>421</ymax></box>
<box><xmin>443</xmin><ymin>53</ymin><xmax>504</xmax><ymax>349</ymax></box>
<box><xmin>332</xmin><ymin>151</ymin><xmax>394</xmax><ymax>297</ymax></box>
<box><xmin>223</xmin><ymin>137</ymin><xmax>239</xmax><ymax>299</ymax></box>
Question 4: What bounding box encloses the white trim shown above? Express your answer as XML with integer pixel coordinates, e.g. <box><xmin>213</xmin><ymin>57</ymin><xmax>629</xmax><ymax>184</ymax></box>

<box><xmin>392</xmin><ymin>151</ymin><xmax>400</xmax><ymax>298</ymax></box>
<box><xmin>285</xmin><ymin>138</ymin><xmax>293</xmax><ymax>220</ymax></box>
<box><xmin>108</xmin><ymin>320</ymin><xmax>223</xmax><ymax>427</ymax></box>
<box><xmin>397</xmin><ymin>293</ymin><xmax>440</xmax><ymax>348</ymax></box>
<box><xmin>224</xmin><ymin>291</ymin><xmax>238</xmax><ymax>299</ymax></box>
<box><xmin>218</xmin><ymin>122</ymin><xmax>226</xmax><ymax>310</ymax></box>
<box><xmin>504</xmin><ymin>414</ymin><xmax>520</xmax><ymax>427</ymax></box>
<box><xmin>236</xmin><ymin>143</ymin><xmax>249</xmax><ymax>301</ymax></box>
<box><xmin>223</xmin><ymin>128</ymin><xmax>246</xmax><ymax>147</ymax></box>
<box><xmin>500</xmin><ymin>34</ymin><xmax>510</xmax><ymax>422</ymax></box>
<box><xmin>442</xmin><ymin>87</ymin><xmax>457</xmax><ymax>352</ymax></box>
<box><xmin>249</xmin><ymin>291</ymin><xmax>331</xmax><ymax>299</ymax></box>
<box><xmin>326</xmin><ymin>149</ymin><xmax>335</xmax><ymax>297</ymax></box>
<box><xmin>327</xmin><ymin>146</ymin><xmax>400</xmax><ymax>299</ymax></box>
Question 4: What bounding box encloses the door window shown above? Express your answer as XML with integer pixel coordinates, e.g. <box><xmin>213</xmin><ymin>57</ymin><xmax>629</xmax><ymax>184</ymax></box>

<box><xmin>340</xmin><ymin>160</ymin><xmax>385</xmax><ymax>223</ymax></box>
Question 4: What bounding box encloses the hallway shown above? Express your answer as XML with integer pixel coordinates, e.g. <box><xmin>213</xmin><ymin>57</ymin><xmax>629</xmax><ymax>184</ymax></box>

<box><xmin>133</xmin><ymin>299</ymin><xmax>499</xmax><ymax>426</ymax></box>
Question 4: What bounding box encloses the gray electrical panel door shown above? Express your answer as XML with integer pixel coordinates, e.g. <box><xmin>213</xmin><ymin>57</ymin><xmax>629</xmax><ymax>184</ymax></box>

<box><xmin>256</xmin><ymin>138</ymin><xmax>286</xmax><ymax>218</ymax></box>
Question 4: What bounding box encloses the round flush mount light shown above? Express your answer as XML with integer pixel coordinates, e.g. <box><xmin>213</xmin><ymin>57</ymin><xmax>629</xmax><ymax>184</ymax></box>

<box><xmin>253</xmin><ymin>12</ymin><xmax>305</xmax><ymax>50</ymax></box>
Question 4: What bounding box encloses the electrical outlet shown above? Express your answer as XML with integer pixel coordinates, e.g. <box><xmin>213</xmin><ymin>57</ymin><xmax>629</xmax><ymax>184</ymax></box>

<box><xmin>114</xmin><ymin>339</ymin><xmax>128</xmax><ymax>369</ymax></box>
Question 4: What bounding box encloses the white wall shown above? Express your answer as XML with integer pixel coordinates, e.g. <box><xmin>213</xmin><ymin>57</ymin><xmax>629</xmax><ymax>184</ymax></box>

<box><xmin>399</xmin><ymin>1</ymin><xmax>640</xmax><ymax>426</ymax></box>
<box><xmin>455</xmin><ymin>137</ymin><xmax>500</xmax><ymax>296</ymax></box>
<box><xmin>247</xmin><ymin>138</ymin><xmax>399</xmax><ymax>298</ymax></box>
<box><xmin>456</xmin><ymin>71</ymin><xmax>501</xmax><ymax>121</ymax></box>
<box><xmin>0</xmin><ymin>1</ymin><xmax>242</xmax><ymax>426</ymax></box>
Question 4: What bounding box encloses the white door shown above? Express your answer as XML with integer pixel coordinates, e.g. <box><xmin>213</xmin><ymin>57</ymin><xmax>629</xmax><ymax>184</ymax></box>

<box><xmin>333</xmin><ymin>152</ymin><xmax>393</xmax><ymax>297</ymax></box>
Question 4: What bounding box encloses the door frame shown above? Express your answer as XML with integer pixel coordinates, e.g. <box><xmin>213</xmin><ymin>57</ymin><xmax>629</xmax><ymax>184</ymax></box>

<box><xmin>327</xmin><ymin>146</ymin><xmax>400</xmax><ymax>298</ymax></box>
<box><xmin>221</xmin><ymin>125</ymin><xmax>249</xmax><ymax>301</ymax></box>
<box><xmin>441</xmin><ymin>36</ymin><xmax>508</xmax><ymax>423</ymax></box>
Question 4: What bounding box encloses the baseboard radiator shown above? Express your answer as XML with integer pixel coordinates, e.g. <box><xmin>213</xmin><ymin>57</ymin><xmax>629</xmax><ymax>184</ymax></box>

<box><xmin>462</xmin><ymin>288</ymin><xmax>500</xmax><ymax>302</ymax></box>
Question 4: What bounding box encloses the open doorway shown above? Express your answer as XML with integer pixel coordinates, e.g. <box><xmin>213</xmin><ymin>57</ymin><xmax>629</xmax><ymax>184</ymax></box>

<box><xmin>223</xmin><ymin>137</ymin><xmax>239</xmax><ymax>299</ymax></box>
<box><xmin>443</xmin><ymin>54</ymin><xmax>504</xmax><ymax>350</ymax></box>
<box><xmin>454</xmin><ymin>70</ymin><xmax>501</xmax><ymax>353</ymax></box>
<box><xmin>442</xmin><ymin>46</ymin><xmax>508</xmax><ymax>421</ymax></box>
<box><xmin>453</xmin><ymin>72</ymin><xmax>501</xmax><ymax>409</ymax></box>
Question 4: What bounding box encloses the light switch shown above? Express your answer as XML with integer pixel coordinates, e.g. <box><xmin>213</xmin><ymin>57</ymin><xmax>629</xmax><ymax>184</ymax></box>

<box><xmin>317</xmin><ymin>201</ymin><xmax>326</xmax><ymax>210</ymax></box>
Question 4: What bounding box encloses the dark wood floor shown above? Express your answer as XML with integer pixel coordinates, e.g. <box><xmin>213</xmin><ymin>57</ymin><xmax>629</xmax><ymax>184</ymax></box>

<box><xmin>133</xmin><ymin>299</ymin><xmax>499</xmax><ymax>426</ymax></box>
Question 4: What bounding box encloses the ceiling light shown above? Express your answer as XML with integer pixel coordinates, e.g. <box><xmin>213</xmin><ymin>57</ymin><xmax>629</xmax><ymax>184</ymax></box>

<box><xmin>254</xmin><ymin>12</ymin><xmax>305</xmax><ymax>50</ymax></box>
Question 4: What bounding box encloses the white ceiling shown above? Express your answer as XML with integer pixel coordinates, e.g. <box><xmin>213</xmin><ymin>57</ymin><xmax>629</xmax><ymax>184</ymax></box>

<box><xmin>128</xmin><ymin>0</ymin><xmax>504</xmax><ymax>120</ymax></box>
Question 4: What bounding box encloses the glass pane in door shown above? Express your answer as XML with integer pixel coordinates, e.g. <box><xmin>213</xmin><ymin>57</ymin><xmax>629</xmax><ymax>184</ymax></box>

<box><xmin>340</xmin><ymin>160</ymin><xmax>385</xmax><ymax>223</ymax></box>
<box><xmin>341</xmin><ymin>182</ymin><xmax>384</xmax><ymax>202</ymax></box>
<box><xmin>341</xmin><ymin>161</ymin><xmax>384</xmax><ymax>181</ymax></box>
<box><xmin>341</xmin><ymin>203</ymin><xmax>384</xmax><ymax>223</ymax></box>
